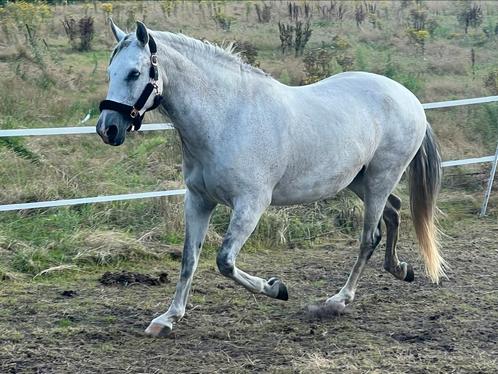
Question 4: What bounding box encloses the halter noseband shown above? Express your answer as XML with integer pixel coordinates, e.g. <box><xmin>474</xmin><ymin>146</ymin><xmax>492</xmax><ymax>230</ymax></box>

<box><xmin>99</xmin><ymin>35</ymin><xmax>163</xmax><ymax>132</ymax></box>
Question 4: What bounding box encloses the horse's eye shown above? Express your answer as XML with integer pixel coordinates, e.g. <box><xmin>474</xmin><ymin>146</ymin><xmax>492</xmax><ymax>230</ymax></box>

<box><xmin>127</xmin><ymin>70</ymin><xmax>140</xmax><ymax>80</ymax></box>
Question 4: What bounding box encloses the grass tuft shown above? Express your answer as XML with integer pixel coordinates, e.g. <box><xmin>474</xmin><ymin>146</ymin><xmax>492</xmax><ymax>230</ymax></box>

<box><xmin>72</xmin><ymin>230</ymin><xmax>163</xmax><ymax>265</ymax></box>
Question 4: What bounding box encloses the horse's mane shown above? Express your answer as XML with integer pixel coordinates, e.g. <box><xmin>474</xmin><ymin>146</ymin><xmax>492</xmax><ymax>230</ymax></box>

<box><xmin>109</xmin><ymin>30</ymin><xmax>267</xmax><ymax>77</ymax></box>
<box><xmin>153</xmin><ymin>31</ymin><xmax>267</xmax><ymax>76</ymax></box>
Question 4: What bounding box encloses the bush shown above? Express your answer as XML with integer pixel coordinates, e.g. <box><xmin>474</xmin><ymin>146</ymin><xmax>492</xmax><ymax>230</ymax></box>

<box><xmin>62</xmin><ymin>16</ymin><xmax>94</xmax><ymax>51</ymax></box>
<box><xmin>78</xmin><ymin>16</ymin><xmax>94</xmax><ymax>51</ymax></box>
<box><xmin>255</xmin><ymin>3</ymin><xmax>271</xmax><ymax>23</ymax></box>
<box><xmin>213</xmin><ymin>8</ymin><xmax>234</xmax><ymax>32</ymax></box>
<box><xmin>484</xmin><ymin>69</ymin><xmax>498</xmax><ymax>94</ymax></box>
<box><xmin>457</xmin><ymin>3</ymin><xmax>483</xmax><ymax>34</ymax></box>
<box><xmin>278</xmin><ymin>20</ymin><xmax>312</xmax><ymax>57</ymax></box>
<box><xmin>302</xmin><ymin>47</ymin><xmax>334</xmax><ymax>85</ymax></box>
<box><xmin>233</xmin><ymin>41</ymin><xmax>258</xmax><ymax>65</ymax></box>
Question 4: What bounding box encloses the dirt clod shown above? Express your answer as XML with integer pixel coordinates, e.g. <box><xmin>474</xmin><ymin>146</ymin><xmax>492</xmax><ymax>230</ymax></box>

<box><xmin>61</xmin><ymin>290</ymin><xmax>78</xmax><ymax>298</ymax></box>
<box><xmin>99</xmin><ymin>271</ymin><xmax>169</xmax><ymax>286</ymax></box>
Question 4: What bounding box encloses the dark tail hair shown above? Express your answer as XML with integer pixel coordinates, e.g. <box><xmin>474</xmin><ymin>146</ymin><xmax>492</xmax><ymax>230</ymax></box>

<box><xmin>409</xmin><ymin>123</ymin><xmax>447</xmax><ymax>283</ymax></box>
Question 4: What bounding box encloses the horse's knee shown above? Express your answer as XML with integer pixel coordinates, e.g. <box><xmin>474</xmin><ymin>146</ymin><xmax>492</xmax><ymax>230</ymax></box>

<box><xmin>216</xmin><ymin>253</ymin><xmax>234</xmax><ymax>277</ymax></box>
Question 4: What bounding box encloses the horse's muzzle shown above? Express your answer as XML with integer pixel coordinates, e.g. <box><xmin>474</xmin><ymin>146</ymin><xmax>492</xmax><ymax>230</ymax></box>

<box><xmin>96</xmin><ymin>111</ymin><xmax>127</xmax><ymax>146</ymax></box>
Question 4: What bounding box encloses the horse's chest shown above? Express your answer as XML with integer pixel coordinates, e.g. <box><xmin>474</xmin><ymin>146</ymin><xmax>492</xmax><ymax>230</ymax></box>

<box><xmin>183</xmin><ymin>163</ymin><xmax>240</xmax><ymax>207</ymax></box>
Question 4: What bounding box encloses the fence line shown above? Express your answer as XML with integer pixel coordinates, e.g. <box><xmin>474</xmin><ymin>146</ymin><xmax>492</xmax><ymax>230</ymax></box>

<box><xmin>0</xmin><ymin>123</ymin><xmax>173</xmax><ymax>138</ymax></box>
<box><xmin>0</xmin><ymin>190</ymin><xmax>187</xmax><ymax>212</ymax></box>
<box><xmin>1</xmin><ymin>95</ymin><xmax>497</xmax><ymax>213</ymax></box>
<box><xmin>0</xmin><ymin>154</ymin><xmax>494</xmax><ymax>212</ymax></box>
<box><xmin>421</xmin><ymin>95</ymin><xmax>498</xmax><ymax>109</ymax></box>
<box><xmin>441</xmin><ymin>155</ymin><xmax>496</xmax><ymax>168</ymax></box>
<box><xmin>1</xmin><ymin>96</ymin><xmax>498</xmax><ymax>138</ymax></box>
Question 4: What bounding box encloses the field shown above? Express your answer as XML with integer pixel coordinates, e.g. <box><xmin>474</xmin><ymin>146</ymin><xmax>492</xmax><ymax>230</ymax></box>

<box><xmin>0</xmin><ymin>0</ymin><xmax>498</xmax><ymax>373</ymax></box>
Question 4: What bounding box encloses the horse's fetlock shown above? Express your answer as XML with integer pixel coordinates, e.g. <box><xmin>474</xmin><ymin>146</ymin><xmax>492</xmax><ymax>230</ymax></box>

<box><xmin>216</xmin><ymin>253</ymin><xmax>234</xmax><ymax>276</ymax></box>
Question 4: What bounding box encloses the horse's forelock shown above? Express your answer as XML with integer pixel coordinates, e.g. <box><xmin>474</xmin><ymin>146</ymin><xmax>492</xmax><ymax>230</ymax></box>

<box><xmin>109</xmin><ymin>35</ymin><xmax>133</xmax><ymax>64</ymax></box>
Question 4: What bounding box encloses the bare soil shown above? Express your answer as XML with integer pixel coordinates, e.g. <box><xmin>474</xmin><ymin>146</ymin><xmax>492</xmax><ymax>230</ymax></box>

<box><xmin>1</xmin><ymin>220</ymin><xmax>497</xmax><ymax>373</ymax></box>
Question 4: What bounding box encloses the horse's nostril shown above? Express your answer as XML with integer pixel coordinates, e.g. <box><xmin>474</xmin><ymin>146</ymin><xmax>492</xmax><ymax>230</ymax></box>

<box><xmin>107</xmin><ymin>124</ymin><xmax>118</xmax><ymax>140</ymax></box>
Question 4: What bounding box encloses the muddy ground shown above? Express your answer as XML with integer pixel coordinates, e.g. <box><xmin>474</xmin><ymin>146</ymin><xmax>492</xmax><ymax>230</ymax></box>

<box><xmin>1</xmin><ymin>220</ymin><xmax>497</xmax><ymax>373</ymax></box>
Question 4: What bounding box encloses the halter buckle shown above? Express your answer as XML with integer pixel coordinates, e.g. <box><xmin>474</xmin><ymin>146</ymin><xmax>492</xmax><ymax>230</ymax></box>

<box><xmin>151</xmin><ymin>54</ymin><xmax>158</xmax><ymax>66</ymax></box>
<box><xmin>130</xmin><ymin>107</ymin><xmax>139</xmax><ymax>118</ymax></box>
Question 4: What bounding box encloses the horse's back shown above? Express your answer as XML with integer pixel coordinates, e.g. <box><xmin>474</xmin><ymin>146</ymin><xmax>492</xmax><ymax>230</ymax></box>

<box><xmin>270</xmin><ymin>72</ymin><xmax>427</xmax><ymax>205</ymax></box>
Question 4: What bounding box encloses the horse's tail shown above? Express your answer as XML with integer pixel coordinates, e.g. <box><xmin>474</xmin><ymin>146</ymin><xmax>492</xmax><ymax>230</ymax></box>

<box><xmin>408</xmin><ymin>122</ymin><xmax>447</xmax><ymax>283</ymax></box>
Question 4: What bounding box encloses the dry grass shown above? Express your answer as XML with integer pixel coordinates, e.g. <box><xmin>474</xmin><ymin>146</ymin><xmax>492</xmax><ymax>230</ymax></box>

<box><xmin>72</xmin><ymin>230</ymin><xmax>164</xmax><ymax>265</ymax></box>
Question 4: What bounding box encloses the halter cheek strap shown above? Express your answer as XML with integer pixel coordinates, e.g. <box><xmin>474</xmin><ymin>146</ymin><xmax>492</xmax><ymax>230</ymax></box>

<box><xmin>99</xmin><ymin>34</ymin><xmax>163</xmax><ymax>132</ymax></box>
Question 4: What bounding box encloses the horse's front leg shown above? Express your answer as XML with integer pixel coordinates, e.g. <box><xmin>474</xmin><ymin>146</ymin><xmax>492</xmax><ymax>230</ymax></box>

<box><xmin>216</xmin><ymin>196</ymin><xmax>289</xmax><ymax>300</ymax></box>
<box><xmin>145</xmin><ymin>190</ymin><xmax>216</xmax><ymax>337</ymax></box>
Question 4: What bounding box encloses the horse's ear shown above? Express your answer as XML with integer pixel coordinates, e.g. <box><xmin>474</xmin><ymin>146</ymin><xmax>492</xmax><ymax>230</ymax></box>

<box><xmin>110</xmin><ymin>18</ymin><xmax>126</xmax><ymax>42</ymax></box>
<box><xmin>136</xmin><ymin>21</ymin><xmax>149</xmax><ymax>47</ymax></box>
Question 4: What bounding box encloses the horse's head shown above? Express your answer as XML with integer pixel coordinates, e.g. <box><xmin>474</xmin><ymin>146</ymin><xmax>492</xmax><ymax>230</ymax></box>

<box><xmin>97</xmin><ymin>20</ymin><xmax>163</xmax><ymax>146</ymax></box>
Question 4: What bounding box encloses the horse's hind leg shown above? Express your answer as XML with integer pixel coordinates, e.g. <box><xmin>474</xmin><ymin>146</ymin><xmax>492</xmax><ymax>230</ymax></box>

<box><xmin>383</xmin><ymin>194</ymin><xmax>414</xmax><ymax>282</ymax></box>
<box><xmin>216</xmin><ymin>195</ymin><xmax>289</xmax><ymax>300</ymax></box>
<box><xmin>349</xmin><ymin>178</ymin><xmax>413</xmax><ymax>282</ymax></box>
<box><xmin>327</xmin><ymin>167</ymin><xmax>405</xmax><ymax>313</ymax></box>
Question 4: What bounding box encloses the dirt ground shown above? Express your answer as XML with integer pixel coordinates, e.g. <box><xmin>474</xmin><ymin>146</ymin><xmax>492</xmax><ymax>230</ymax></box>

<box><xmin>1</xmin><ymin>219</ymin><xmax>497</xmax><ymax>373</ymax></box>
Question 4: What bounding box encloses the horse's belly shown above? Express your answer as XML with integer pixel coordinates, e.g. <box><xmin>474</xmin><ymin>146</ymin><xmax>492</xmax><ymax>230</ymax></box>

<box><xmin>270</xmin><ymin>164</ymin><xmax>363</xmax><ymax>205</ymax></box>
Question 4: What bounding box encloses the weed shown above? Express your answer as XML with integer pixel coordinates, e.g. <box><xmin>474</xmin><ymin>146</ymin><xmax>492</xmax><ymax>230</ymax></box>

<box><xmin>233</xmin><ymin>40</ymin><xmax>258</xmax><ymax>65</ymax></box>
<box><xmin>457</xmin><ymin>2</ymin><xmax>483</xmax><ymax>34</ymax></box>
<box><xmin>254</xmin><ymin>2</ymin><xmax>271</xmax><ymax>23</ymax></box>
<box><xmin>213</xmin><ymin>8</ymin><xmax>234</xmax><ymax>32</ymax></box>
<box><xmin>278</xmin><ymin>20</ymin><xmax>312</xmax><ymax>57</ymax></box>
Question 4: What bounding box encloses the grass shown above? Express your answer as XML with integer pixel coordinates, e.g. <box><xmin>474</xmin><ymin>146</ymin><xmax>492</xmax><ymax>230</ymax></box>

<box><xmin>0</xmin><ymin>0</ymin><xmax>496</xmax><ymax>282</ymax></box>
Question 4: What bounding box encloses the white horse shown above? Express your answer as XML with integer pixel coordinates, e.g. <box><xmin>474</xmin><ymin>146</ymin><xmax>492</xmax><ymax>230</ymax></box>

<box><xmin>97</xmin><ymin>21</ymin><xmax>446</xmax><ymax>337</ymax></box>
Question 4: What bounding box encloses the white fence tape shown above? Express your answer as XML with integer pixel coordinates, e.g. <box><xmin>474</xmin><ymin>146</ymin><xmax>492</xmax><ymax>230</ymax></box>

<box><xmin>0</xmin><ymin>95</ymin><xmax>497</xmax><ymax>212</ymax></box>
<box><xmin>0</xmin><ymin>123</ymin><xmax>173</xmax><ymax>137</ymax></box>
<box><xmin>422</xmin><ymin>95</ymin><xmax>498</xmax><ymax>109</ymax></box>
<box><xmin>441</xmin><ymin>155</ymin><xmax>496</xmax><ymax>168</ymax></box>
<box><xmin>0</xmin><ymin>190</ymin><xmax>187</xmax><ymax>212</ymax></box>
<box><xmin>0</xmin><ymin>154</ymin><xmax>494</xmax><ymax>212</ymax></box>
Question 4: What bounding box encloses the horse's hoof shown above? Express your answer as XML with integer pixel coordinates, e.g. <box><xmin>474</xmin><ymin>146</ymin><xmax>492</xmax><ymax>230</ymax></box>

<box><xmin>325</xmin><ymin>299</ymin><xmax>347</xmax><ymax>314</ymax></box>
<box><xmin>403</xmin><ymin>262</ymin><xmax>415</xmax><ymax>282</ymax></box>
<box><xmin>268</xmin><ymin>277</ymin><xmax>289</xmax><ymax>301</ymax></box>
<box><xmin>276</xmin><ymin>281</ymin><xmax>289</xmax><ymax>301</ymax></box>
<box><xmin>145</xmin><ymin>322</ymin><xmax>172</xmax><ymax>337</ymax></box>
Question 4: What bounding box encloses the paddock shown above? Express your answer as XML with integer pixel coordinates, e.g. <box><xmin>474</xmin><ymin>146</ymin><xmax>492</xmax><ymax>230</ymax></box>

<box><xmin>1</xmin><ymin>217</ymin><xmax>497</xmax><ymax>372</ymax></box>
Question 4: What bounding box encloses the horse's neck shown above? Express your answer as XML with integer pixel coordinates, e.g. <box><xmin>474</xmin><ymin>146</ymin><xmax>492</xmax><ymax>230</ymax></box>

<box><xmin>158</xmin><ymin>41</ymin><xmax>240</xmax><ymax>148</ymax></box>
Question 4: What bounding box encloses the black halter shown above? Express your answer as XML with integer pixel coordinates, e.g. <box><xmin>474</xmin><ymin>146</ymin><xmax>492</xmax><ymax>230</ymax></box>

<box><xmin>99</xmin><ymin>35</ymin><xmax>163</xmax><ymax>132</ymax></box>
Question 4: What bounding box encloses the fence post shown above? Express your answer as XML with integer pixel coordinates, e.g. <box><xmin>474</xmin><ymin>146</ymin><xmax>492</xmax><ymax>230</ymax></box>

<box><xmin>479</xmin><ymin>143</ymin><xmax>498</xmax><ymax>217</ymax></box>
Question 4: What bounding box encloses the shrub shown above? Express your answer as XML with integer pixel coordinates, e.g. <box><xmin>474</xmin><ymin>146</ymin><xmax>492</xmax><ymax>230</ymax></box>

<box><xmin>233</xmin><ymin>41</ymin><xmax>258</xmax><ymax>65</ymax></box>
<box><xmin>354</xmin><ymin>4</ymin><xmax>366</xmax><ymax>27</ymax></box>
<box><xmin>407</xmin><ymin>28</ymin><xmax>429</xmax><ymax>54</ymax></box>
<box><xmin>255</xmin><ymin>2</ymin><xmax>271</xmax><ymax>23</ymax></box>
<box><xmin>62</xmin><ymin>16</ymin><xmax>95</xmax><ymax>51</ymax></box>
<box><xmin>62</xmin><ymin>17</ymin><xmax>78</xmax><ymax>50</ymax></box>
<box><xmin>278</xmin><ymin>20</ymin><xmax>312</xmax><ymax>57</ymax></box>
<box><xmin>213</xmin><ymin>8</ymin><xmax>234</xmax><ymax>32</ymax></box>
<box><xmin>78</xmin><ymin>16</ymin><xmax>94</xmax><ymax>51</ymax></box>
<box><xmin>457</xmin><ymin>3</ymin><xmax>483</xmax><ymax>34</ymax></box>
<box><xmin>302</xmin><ymin>47</ymin><xmax>334</xmax><ymax>85</ymax></box>
<box><xmin>484</xmin><ymin>69</ymin><xmax>498</xmax><ymax>94</ymax></box>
